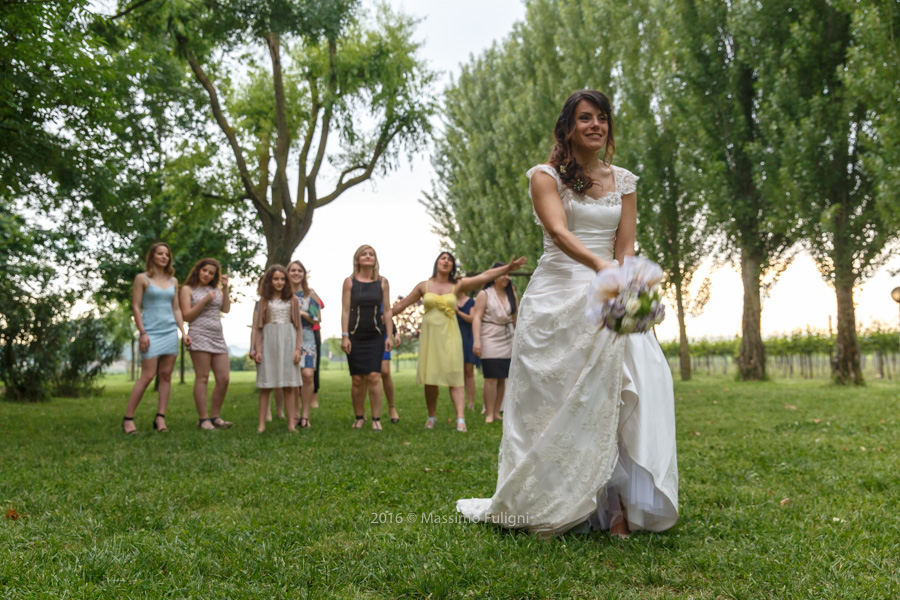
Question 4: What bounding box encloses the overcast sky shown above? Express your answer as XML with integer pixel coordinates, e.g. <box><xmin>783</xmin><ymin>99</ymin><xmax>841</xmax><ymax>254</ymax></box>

<box><xmin>199</xmin><ymin>0</ymin><xmax>900</xmax><ymax>350</ymax></box>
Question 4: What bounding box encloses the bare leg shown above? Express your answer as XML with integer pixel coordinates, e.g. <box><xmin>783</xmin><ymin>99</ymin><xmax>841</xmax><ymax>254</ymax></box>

<box><xmin>464</xmin><ymin>363</ymin><xmax>475</xmax><ymax>410</ymax></box>
<box><xmin>209</xmin><ymin>353</ymin><xmax>231</xmax><ymax>424</ymax></box>
<box><xmin>424</xmin><ymin>384</ymin><xmax>439</xmax><ymax>417</ymax></box>
<box><xmin>449</xmin><ymin>385</ymin><xmax>466</xmax><ymax>425</ymax></box>
<box><xmin>258</xmin><ymin>389</ymin><xmax>271</xmax><ymax>433</ymax></box>
<box><xmin>124</xmin><ymin>357</ymin><xmax>159</xmax><ymax>433</ymax></box>
<box><xmin>154</xmin><ymin>355</ymin><xmax>176</xmax><ymax>430</ymax></box>
<box><xmin>300</xmin><ymin>368</ymin><xmax>314</xmax><ymax>426</ymax></box>
<box><xmin>381</xmin><ymin>360</ymin><xmax>398</xmax><ymax>421</ymax></box>
<box><xmin>351</xmin><ymin>375</ymin><xmax>366</xmax><ymax>427</ymax></box>
<box><xmin>610</xmin><ymin>496</ymin><xmax>631</xmax><ymax>538</ymax></box>
<box><xmin>494</xmin><ymin>378</ymin><xmax>506</xmax><ymax>421</ymax></box>
<box><xmin>483</xmin><ymin>378</ymin><xmax>498</xmax><ymax>423</ymax></box>
<box><xmin>191</xmin><ymin>351</ymin><xmax>215</xmax><ymax>429</ymax></box>
<box><xmin>367</xmin><ymin>372</ymin><xmax>383</xmax><ymax>430</ymax></box>
<box><xmin>284</xmin><ymin>386</ymin><xmax>298</xmax><ymax>432</ymax></box>
<box><xmin>273</xmin><ymin>388</ymin><xmax>285</xmax><ymax>419</ymax></box>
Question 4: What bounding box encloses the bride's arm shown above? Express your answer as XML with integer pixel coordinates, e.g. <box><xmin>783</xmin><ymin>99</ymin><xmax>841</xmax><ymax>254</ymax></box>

<box><xmin>614</xmin><ymin>191</ymin><xmax>637</xmax><ymax>265</ymax></box>
<box><xmin>531</xmin><ymin>171</ymin><xmax>615</xmax><ymax>272</ymax></box>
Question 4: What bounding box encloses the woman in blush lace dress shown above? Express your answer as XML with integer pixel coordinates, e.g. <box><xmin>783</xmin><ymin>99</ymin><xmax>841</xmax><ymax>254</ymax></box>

<box><xmin>180</xmin><ymin>258</ymin><xmax>232</xmax><ymax>430</ymax></box>
<box><xmin>456</xmin><ymin>90</ymin><xmax>678</xmax><ymax>538</ymax></box>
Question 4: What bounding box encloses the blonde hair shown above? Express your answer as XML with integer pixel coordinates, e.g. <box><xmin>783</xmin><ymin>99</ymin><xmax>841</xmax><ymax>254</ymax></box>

<box><xmin>351</xmin><ymin>245</ymin><xmax>380</xmax><ymax>280</ymax></box>
<box><xmin>144</xmin><ymin>242</ymin><xmax>175</xmax><ymax>277</ymax></box>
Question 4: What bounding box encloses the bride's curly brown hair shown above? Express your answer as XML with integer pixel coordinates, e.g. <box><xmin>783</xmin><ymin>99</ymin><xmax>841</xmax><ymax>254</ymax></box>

<box><xmin>548</xmin><ymin>90</ymin><xmax>616</xmax><ymax>194</ymax></box>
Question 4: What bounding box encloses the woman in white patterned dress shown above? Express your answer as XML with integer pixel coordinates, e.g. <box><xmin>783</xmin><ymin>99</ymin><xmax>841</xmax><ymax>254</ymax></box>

<box><xmin>181</xmin><ymin>258</ymin><xmax>233</xmax><ymax>430</ymax></box>
<box><xmin>251</xmin><ymin>265</ymin><xmax>303</xmax><ymax>433</ymax></box>
<box><xmin>457</xmin><ymin>90</ymin><xmax>678</xmax><ymax>537</ymax></box>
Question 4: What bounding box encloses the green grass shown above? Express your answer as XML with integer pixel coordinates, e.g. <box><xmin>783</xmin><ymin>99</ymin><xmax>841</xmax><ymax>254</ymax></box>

<box><xmin>1</xmin><ymin>371</ymin><xmax>899</xmax><ymax>598</ymax></box>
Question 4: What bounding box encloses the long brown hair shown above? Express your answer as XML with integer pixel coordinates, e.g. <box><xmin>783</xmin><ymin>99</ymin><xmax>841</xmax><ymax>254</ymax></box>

<box><xmin>184</xmin><ymin>258</ymin><xmax>221</xmax><ymax>289</ymax></box>
<box><xmin>144</xmin><ymin>242</ymin><xmax>175</xmax><ymax>277</ymax></box>
<box><xmin>351</xmin><ymin>245</ymin><xmax>380</xmax><ymax>281</ymax></box>
<box><xmin>288</xmin><ymin>260</ymin><xmax>310</xmax><ymax>295</ymax></box>
<box><xmin>259</xmin><ymin>265</ymin><xmax>292</xmax><ymax>301</ymax></box>
<box><xmin>548</xmin><ymin>90</ymin><xmax>616</xmax><ymax>194</ymax></box>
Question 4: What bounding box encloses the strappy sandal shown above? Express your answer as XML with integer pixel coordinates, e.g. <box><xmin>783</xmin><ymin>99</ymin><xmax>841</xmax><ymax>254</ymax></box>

<box><xmin>152</xmin><ymin>413</ymin><xmax>168</xmax><ymax>432</ymax></box>
<box><xmin>211</xmin><ymin>416</ymin><xmax>232</xmax><ymax>429</ymax></box>
<box><xmin>389</xmin><ymin>407</ymin><xmax>400</xmax><ymax>424</ymax></box>
<box><xmin>456</xmin><ymin>418</ymin><xmax>467</xmax><ymax>433</ymax></box>
<box><xmin>122</xmin><ymin>416</ymin><xmax>137</xmax><ymax>435</ymax></box>
<box><xmin>352</xmin><ymin>415</ymin><xmax>366</xmax><ymax>429</ymax></box>
<box><xmin>197</xmin><ymin>417</ymin><xmax>215</xmax><ymax>430</ymax></box>
<box><xmin>299</xmin><ymin>417</ymin><xmax>311</xmax><ymax>429</ymax></box>
<box><xmin>371</xmin><ymin>417</ymin><xmax>382</xmax><ymax>432</ymax></box>
<box><xmin>425</xmin><ymin>416</ymin><xmax>437</xmax><ymax>430</ymax></box>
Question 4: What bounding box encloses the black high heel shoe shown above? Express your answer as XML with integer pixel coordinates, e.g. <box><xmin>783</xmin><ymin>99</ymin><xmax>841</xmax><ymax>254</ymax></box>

<box><xmin>122</xmin><ymin>416</ymin><xmax>137</xmax><ymax>434</ymax></box>
<box><xmin>372</xmin><ymin>417</ymin><xmax>382</xmax><ymax>432</ymax></box>
<box><xmin>152</xmin><ymin>413</ymin><xmax>168</xmax><ymax>432</ymax></box>
<box><xmin>352</xmin><ymin>415</ymin><xmax>366</xmax><ymax>429</ymax></box>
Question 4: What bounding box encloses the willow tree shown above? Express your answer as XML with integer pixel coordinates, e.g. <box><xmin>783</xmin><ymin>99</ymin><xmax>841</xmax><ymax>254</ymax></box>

<box><xmin>771</xmin><ymin>0</ymin><xmax>900</xmax><ymax>384</ymax></box>
<box><xmin>670</xmin><ymin>0</ymin><xmax>803</xmax><ymax>380</ymax></box>
<box><xmin>117</xmin><ymin>0</ymin><xmax>436</xmax><ymax>266</ymax></box>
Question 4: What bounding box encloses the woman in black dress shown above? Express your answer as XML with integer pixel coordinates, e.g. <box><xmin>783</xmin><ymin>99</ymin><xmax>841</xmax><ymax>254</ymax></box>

<box><xmin>341</xmin><ymin>245</ymin><xmax>393</xmax><ymax>431</ymax></box>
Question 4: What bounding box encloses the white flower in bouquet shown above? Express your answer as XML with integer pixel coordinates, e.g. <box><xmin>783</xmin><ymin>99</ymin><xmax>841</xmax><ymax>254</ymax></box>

<box><xmin>625</xmin><ymin>297</ymin><xmax>641</xmax><ymax>317</ymax></box>
<box><xmin>619</xmin><ymin>316</ymin><xmax>636</xmax><ymax>334</ymax></box>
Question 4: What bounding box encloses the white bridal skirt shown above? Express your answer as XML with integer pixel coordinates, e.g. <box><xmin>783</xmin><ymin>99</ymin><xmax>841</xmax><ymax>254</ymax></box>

<box><xmin>456</xmin><ymin>262</ymin><xmax>678</xmax><ymax>535</ymax></box>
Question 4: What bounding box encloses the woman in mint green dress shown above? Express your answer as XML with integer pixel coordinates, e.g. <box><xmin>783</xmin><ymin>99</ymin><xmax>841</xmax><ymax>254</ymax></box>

<box><xmin>122</xmin><ymin>242</ymin><xmax>191</xmax><ymax>434</ymax></box>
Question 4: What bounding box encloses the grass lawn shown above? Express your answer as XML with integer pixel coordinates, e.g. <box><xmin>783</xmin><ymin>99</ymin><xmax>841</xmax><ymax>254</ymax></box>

<box><xmin>1</xmin><ymin>369</ymin><xmax>899</xmax><ymax>598</ymax></box>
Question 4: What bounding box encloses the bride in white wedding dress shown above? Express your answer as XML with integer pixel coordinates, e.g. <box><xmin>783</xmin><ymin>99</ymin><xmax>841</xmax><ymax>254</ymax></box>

<box><xmin>456</xmin><ymin>90</ymin><xmax>678</xmax><ymax>537</ymax></box>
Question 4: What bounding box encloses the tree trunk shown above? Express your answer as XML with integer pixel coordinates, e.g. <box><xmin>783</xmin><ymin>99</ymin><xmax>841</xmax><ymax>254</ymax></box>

<box><xmin>832</xmin><ymin>272</ymin><xmax>863</xmax><ymax>384</ymax></box>
<box><xmin>674</xmin><ymin>279</ymin><xmax>691</xmax><ymax>381</ymax></box>
<box><xmin>738</xmin><ymin>251</ymin><xmax>766</xmax><ymax>380</ymax></box>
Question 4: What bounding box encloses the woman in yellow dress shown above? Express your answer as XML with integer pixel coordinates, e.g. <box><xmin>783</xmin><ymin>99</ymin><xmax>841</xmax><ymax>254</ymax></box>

<box><xmin>392</xmin><ymin>252</ymin><xmax>526</xmax><ymax>432</ymax></box>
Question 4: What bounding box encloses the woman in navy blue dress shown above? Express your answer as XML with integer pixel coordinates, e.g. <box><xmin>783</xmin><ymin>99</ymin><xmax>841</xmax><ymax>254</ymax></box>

<box><xmin>456</xmin><ymin>290</ymin><xmax>481</xmax><ymax>411</ymax></box>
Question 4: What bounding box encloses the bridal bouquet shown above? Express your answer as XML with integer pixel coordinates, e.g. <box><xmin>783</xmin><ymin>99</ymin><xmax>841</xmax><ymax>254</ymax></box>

<box><xmin>585</xmin><ymin>256</ymin><xmax>666</xmax><ymax>334</ymax></box>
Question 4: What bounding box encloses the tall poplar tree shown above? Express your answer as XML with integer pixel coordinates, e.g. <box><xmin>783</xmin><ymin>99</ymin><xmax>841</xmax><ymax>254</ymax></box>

<box><xmin>670</xmin><ymin>0</ymin><xmax>802</xmax><ymax>380</ymax></box>
<box><xmin>772</xmin><ymin>0</ymin><xmax>900</xmax><ymax>384</ymax></box>
<box><xmin>612</xmin><ymin>0</ymin><xmax>711</xmax><ymax>380</ymax></box>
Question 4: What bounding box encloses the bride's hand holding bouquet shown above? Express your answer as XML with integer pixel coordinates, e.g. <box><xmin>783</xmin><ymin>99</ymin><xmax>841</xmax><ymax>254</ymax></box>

<box><xmin>586</xmin><ymin>256</ymin><xmax>666</xmax><ymax>334</ymax></box>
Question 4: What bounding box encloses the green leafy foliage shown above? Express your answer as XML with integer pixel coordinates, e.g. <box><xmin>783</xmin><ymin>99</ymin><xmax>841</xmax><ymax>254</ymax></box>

<box><xmin>116</xmin><ymin>0</ymin><xmax>436</xmax><ymax>266</ymax></box>
<box><xmin>53</xmin><ymin>311</ymin><xmax>131</xmax><ymax>397</ymax></box>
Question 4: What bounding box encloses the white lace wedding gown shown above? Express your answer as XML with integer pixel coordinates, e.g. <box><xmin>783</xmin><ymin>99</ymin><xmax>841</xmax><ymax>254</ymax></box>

<box><xmin>456</xmin><ymin>164</ymin><xmax>678</xmax><ymax>536</ymax></box>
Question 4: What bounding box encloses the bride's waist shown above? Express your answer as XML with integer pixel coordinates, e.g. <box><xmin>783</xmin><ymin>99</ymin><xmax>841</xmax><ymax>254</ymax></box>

<box><xmin>538</xmin><ymin>243</ymin><xmax>614</xmax><ymax>273</ymax></box>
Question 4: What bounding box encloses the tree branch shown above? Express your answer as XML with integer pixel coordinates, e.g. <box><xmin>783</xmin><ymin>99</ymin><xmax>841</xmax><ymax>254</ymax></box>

<box><xmin>256</xmin><ymin>132</ymin><xmax>270</xmax><ymax>199</ymax></box>
<box><xmin>109</xmin><ymin>0</ymin><xmax>155</xmax><ymax>19</ymax></box>
<box><xmin>295</xmin><ymin>76</ymin><xmax>321</xmax><ymax>207</ymax></box>
<box><xmin>316</xmin><ymin>122</ymin><xmax>399</xmax><ymax>208</ymax></box>
<box><xmin>177</xmin><ymin>35</ymin><xmax>273</xmax><ymax>218</ymax></box>
<box><xmin>266</xmin><ymin>31</ymin><xmax>293</xmax><ymax>220</ymax></box>
<box><xmin>305</xmin><ymin>39</ymin><xmax>338</xmax><ymax>205</ymax></box>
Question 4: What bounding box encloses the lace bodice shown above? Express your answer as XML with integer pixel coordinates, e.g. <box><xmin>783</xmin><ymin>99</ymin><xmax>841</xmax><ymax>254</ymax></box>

<box><xmin>266</xmin><ymin>298</ymin><xmax>293</xmax><ymax>325</ymax></box>
<box><xmin>526</xmin><ymin>164</ymin><xmax>638</xmax><ymax>268</ymax></box>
